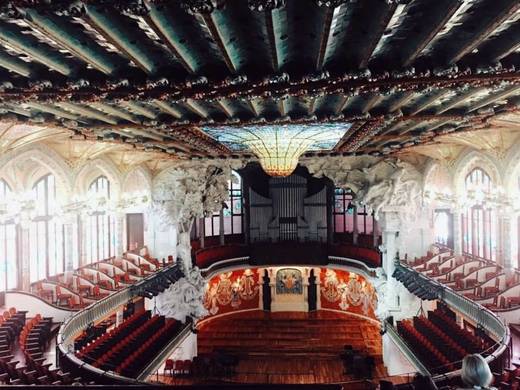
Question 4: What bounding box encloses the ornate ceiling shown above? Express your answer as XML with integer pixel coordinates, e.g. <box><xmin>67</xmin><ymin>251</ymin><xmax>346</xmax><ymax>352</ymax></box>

<box><xmin>0</xmin><ymin>0</ymin><xmax>518</xmax><ymax>163</ymax></box>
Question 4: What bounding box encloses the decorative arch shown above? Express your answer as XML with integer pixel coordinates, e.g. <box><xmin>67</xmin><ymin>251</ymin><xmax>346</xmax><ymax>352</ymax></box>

<box><xmin>122</xmin><ymin>165</ymin><xmax>152</xmax><ymax>195</ymax></box>
<box><xmin>452</xmin><ymin>149</ymin><xmax>502</xmax><ymax>197</ymax></box>
<box><xmin>423</xmin><ymin>160</ymin><xmax>451</xmax><ymax>193</ymax></box>
<box><xmin>73</xmin><ymin>157</ymin><xmax>122</xmax><ymax>199</ymax></box>
<box><xmin>504</xmin><ymin>139</ymin><xmax>520</xmax><ymax>194</ymax></box>
<box><xmin>0</xmin><ymin>144</ymin><xmax>73</xmax><ymax>195</ymax></box>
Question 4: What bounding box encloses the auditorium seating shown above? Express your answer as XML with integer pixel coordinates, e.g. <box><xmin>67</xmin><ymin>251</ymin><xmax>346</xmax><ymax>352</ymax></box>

<box><xmin>397</xmin><ymin>308</ymin><xmax>491</xmax><ymax>374</ymax></box>
<box><xmin>30</xmin><ymin>253</ymin><xmax>173</xmax><ymax>310</ymax></box>
<box><xmin>77</xmin><ymin>309</ymin><xmax>183</xmax><ymax>379</ymax></box>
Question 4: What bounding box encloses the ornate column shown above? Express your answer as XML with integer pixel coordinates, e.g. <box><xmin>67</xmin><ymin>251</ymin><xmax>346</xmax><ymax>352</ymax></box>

<box><xmin>452</xmin><ymin>207</ymin><xmax>463</xmax><ymax>256</ymax></box>
<box><xmin>352</xmin><ymin>206</ymin><xmax>359</xmax><ymax>245</ymax></box>
<box><xmin>501</xmin><ymin>211</ymin><xmax>513</xmax><ymax>270</ymax></box>
<box><xmin>63</xmin><ymin>214</ymin><xmax>77</xmax><ymax>272</ymax></box>
<box><xmin>380</xmin><ymin>211</ymin><xmax>400</xmax><ymax>278</ymax></box>
<box><xmin>219</xmin><ymin>208</ymin><xmax>224</xmax><ymax>245</ymax></box>
<box><xmin>115</xmin><ymin>212</ymin><xmax>125</xmax><ymax>256</ymax></box>
<box><xmin>17</xmin><ymin>223</ymin><xmax>30</xmax><ymax>291</ymax></box>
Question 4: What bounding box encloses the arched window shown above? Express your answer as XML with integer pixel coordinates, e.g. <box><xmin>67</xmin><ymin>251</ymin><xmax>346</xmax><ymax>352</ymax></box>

<box><xmin>462</xmin><ymin>168</ymin><xmax>497</xmax><ymax>261</ymax></box>
<box><xmin>0</xmin><ymin>180</ymin><xmax>16</xmax><ymax>290</ymax></box>
<box><xmin>434</xmin><ymin>210</ymin><xmax>451</xmax><ymax>247</ymax></box>
<box><xmin>85</xmin><ymin>176</ymin><xmax>116</xmax><ymax>263</ymax></box>
<box><xmin>204</xmin><ymin>171</ymin><xmax>243</xmax><ymax>237</ymax></box>
<box><xmin>29</xmin><ymin>174</ymin><xmax>64</xmax><ymax>282</ymax></box>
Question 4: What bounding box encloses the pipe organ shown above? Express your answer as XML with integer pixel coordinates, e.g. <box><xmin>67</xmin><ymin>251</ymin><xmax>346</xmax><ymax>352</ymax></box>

<box><xmin>249</xmin><ymin>174</ymin><xmax>328</xmax><ymax>242</ymax></box>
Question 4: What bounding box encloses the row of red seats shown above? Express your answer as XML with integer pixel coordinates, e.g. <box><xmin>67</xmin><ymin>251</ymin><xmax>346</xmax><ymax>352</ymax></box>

<box><xmin>93</xmin><ymin>315</ymin><xmax>164</xmax><ymax>370</ymax></box>
<box><xmin>397</xmin><ymin>319</ymin><xmax>451</xmax><ymax>373</ymax></box>
<box><xmin>0</xmin><ymin>310</ymin><xmax>82</xmax><ymax>386</ymax></box>
<box><xmin>495</xmin><ymin>364</ymin><xmax>520</xmax><ymax>389</ymax></box>
<box><xmin>77</xmin><ymin>309</ymin><xmax>150</xmax><ymax>360</ymax></box>
<box><xmin>413</xmin><ymin>316</ymin><xmax>467</xmax><ymax>363</ymax></box>
<box><xmin>428</xmin><ymin>309</ymin><xmax>488</xmax><ymax>353</ymax></box>
<box><xmin>33</xmin><ymin>253</ymin><xmax>165</xmax><ymax>309</ymax></box>
<box><xmin>164</xmin><ymin>359</ymin><xmax>192</xmax><ymax>376</ymax></box>
<box><xmin>116</xmin><ymin>319</ymin><xmax>181</xmax><ymax>378</ymax></box>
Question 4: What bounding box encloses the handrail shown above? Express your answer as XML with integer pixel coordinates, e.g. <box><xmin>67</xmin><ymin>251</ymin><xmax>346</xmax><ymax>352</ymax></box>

<box><xmin>137</xmin><ymin>321</ymin><xmax>193</xmax><ymax>381</ymax></box>
<box><xmin>395</xmin><ymin>262</ymin><xmax>510</xmax><ymax>381</ymax></box>
<box><xmin>385</xmin><ymin>320</ymin><xmax>430</xmax><ymax>376</ymax></box>
<box><xmin>57</xmin><ymin>263</ymin><xmax>181</xmax><ymax>384</ymax></box>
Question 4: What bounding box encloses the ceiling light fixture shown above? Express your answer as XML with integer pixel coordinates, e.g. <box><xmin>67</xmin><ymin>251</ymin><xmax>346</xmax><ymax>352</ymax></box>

<box><xmin>202</xmin><ymin>123</ymin><xmax>350</xmax><ymax>177</ymax></box>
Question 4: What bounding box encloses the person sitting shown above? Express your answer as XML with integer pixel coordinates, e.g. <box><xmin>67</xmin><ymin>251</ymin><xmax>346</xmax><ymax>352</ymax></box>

<box><xmin>458</xmin><ymin>354</ymin><xmax>496</xmax><ymax>390</ymax></box>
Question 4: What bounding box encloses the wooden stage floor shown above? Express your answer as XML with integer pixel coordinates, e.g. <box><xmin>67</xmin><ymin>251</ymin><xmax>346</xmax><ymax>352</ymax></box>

<box><xmin>155</xmin><ymin>310</ymin><xmax>387</xmax><ymax>386</ymax></box>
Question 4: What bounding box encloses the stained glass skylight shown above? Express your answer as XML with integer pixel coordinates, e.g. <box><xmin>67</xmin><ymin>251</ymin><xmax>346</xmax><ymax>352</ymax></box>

<box><xmin>202</xmin><ymin>124</ymin><xmax>351</xmax><ymax>177</ymax></box>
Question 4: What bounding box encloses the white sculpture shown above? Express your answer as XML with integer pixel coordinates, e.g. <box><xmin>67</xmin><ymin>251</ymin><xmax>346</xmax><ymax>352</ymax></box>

<box><xmin>151</xmin><ymin>160</ymin><xmax>246</xmax><ymax>321</ymax></box>
<box><xmin>305</xmin><ymin>156</ymin><xmax>422</xmax><ymax>221</ymax></box>
<box><xmin>155</xmin><ymin>266</ymin><xmax>208</xmax><ymax>322</ymax></box>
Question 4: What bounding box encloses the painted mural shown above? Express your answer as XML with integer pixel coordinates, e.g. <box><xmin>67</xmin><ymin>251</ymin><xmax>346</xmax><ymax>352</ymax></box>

<box><xmin>276</xmin><ymin>268</ymin><xmax>303</xmax><ymax>295</ymax></box>
<box><xmin>320</xmin><ymin>268</ymin><xmax>377</xmax><ymax>319</ymax></box>
<box><xmin>203</xmin><ymin>268</ymin><xmax>260</xmax><ymax>317</ymax></box>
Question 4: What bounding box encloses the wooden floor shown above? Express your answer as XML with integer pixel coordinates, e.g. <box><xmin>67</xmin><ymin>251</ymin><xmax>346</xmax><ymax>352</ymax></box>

<box><xmin>156</xmin><ymin>310</ymin><xmax>387</xmax><ymax>386</ymax></box>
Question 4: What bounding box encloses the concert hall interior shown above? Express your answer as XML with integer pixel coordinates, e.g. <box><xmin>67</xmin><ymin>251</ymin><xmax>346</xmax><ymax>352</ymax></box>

<box><xmin>0</xmin><ymin>0</ymin><xmax>518</xmax><ymax>389</ymax></box>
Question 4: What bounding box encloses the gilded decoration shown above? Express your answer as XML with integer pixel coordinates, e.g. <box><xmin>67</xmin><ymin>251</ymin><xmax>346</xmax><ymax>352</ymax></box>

<box><xmin>320</xmin><ymin>269</ymin><xmax>377</xmax><ymax>316</ymax></box>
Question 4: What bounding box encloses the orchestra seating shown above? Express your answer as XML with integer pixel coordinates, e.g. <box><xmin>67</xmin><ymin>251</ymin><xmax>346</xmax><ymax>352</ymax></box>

<box><xmin>77</xmin><ymin>309</ymin><xmax>183</xmax><ymax>379</ymax></box>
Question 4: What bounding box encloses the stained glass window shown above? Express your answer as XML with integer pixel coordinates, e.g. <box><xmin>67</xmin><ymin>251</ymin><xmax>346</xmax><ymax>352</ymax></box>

<box><xmin>462</xmin><ymin>168</ymin><xmax>496</xmax><ymax>261</ymax></box>
<box><xmin>333</xmin><ymin>188</ymin><xmax>375</xmax><ymax>236</ymax></box>
<box><xmin>85</xmin><ymin>176</ymin><xmax>116</xmax><ymax>263</ymax></box>
<box><xmin>29</xmin><ymin>174</ymin><xmax>64</xmax><ymax>282</ymax></box>
<box><xmin>205</xmin><ymin>171</ymin><xmax>243</xmax><ymax>237</ymax></box>
<box><xmin>202</xmin><ymin>124</ymin><xmax>351</xmax><ymax>177</ymax></box>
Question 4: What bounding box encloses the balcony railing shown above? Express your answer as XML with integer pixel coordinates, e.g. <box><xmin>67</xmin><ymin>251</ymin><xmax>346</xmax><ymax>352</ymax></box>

<box><xmin>57</xmin><ymin>261</ymin><xmax>186</xmax><ymax>384</ymax></box>
<box><xmin>195</xmin><ymin>241</ymin><xmax>381</xmax><ymax>270</ymax></box>
<box><xmin>393</xmin><ymin>262</ymin><xmax>511</xmax><ymax>380</ymax></box>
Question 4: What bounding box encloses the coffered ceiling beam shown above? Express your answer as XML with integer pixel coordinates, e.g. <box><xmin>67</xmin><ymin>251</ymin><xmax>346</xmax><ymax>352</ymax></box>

<box><xmin>142</xmin><ymin>9</ymin><xmax>196</xmax><ymax>74</ymax></box>
<box><xmin>435</xmin><ymin>88</ymin><xmax>486</xmax><ymax>114</ymax></box>
<box><xmin>405</xmin><ymin>90</ymin><xmax>452</xmax><ymax>116</ymax></box>
<box><xmin>184</xmin><ymin>99</ymin><xmax>209</xmax><ymax>118</ymax></box>
<box><xmin>82</xmin><ymin>5</ymin><xmax>158</xmax><ymax>74</ymax></box>
<box><xmin>361</xmin><ymin>94</ymin><xmax>383</xmax><ymax>114</ymax></box>
<box><xmin>315</xmin><ymin>7</ymin><xmax>334</xmax><ymax>70</ymax></box>
<box><xmin>90</xmin><ymin>102</ymin><xmax>141</xmax><ymax>124</ymax></box>
<box><xmin>121</xmin><ymin>101</ymin><xmax>158</xmax><ymax>120</ymax></box>
<box><xmin>57</xmin><ymin>102</ymin><xmax>119</xmax><ymax>124</ymax></box>
<box><xmin>466</xmin><ymin>85</ymin><xmax>520</xmax><ymax>113</ymax></box>
<box><xmin>264</xmin><ymin>9</ymin><xmax>279</xmax><ymax>72</ymax></box>
<box><xmin>449</xmin><ymin>2</ymin><xmax>520</xmax><ymax>64</ymax></box>
<box><xmin>153</xmin><ymin>100</ymin><xmax>183</xmax><ymax>119</ymax></box>
<box><xmin>25</xmin><ymin>102</ymin><xmax>84</xmax><ymax>122</ymax></box>
<box><xmin>0</xmin><ymin>21</ymin><xmax>75</xmax><ymax>76</ymax></box>
<box><xmin>387</xmin><ymin>91</ymin><xmax>416</xmax><ymax>113</ymax></box>
<box><xmin>358</xmin><ymin>3</ymin><xmax>398</xmax><ymax>69</ymax></box>
<box><xmin>200</xmin><ymin>14</ymin><xmax>237</xmax><ymax>73</ymax></box>
<box><xmin>401</xmin><ymin>1</ymin><xmax>462</xmax><ymax>67</ymax></box>
<box><xmin>22</xmin><ymin>9</ymin><xmax>120</xmax><ymax>75</ymax></box>
<box><xmin>216</xmin><ymin>99</ymin><xmax>234</xmax><ymax>118</ymax></box>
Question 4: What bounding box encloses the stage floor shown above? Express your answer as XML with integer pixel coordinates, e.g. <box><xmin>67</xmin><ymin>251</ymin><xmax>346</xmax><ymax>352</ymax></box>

<box><xmin>155</xmin><ymin>310</ymin><xmax>387</xmax><ymax>386</ymax></box>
